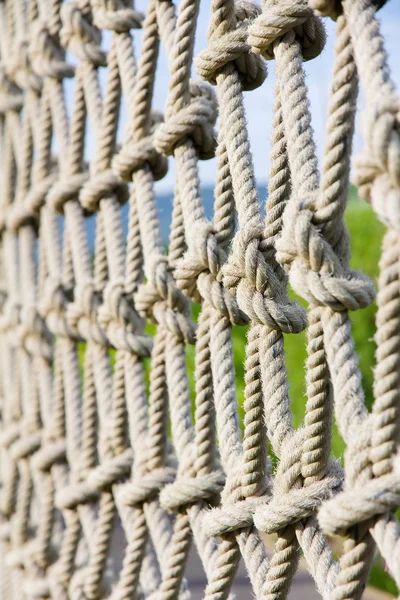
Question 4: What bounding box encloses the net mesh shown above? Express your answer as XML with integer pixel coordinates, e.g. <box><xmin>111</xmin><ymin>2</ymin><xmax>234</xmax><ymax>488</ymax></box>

<box><xmin>0</xmin><ymin>0</ymin><xmax>399</xmax><ymax>598</ymax></box>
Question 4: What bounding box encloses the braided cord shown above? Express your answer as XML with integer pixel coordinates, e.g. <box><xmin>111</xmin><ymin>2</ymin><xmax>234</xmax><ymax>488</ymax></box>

<box><xmin>0</xmin><ymin>0</ymin><xmax>399</xmax><ymax>598</ymax></box>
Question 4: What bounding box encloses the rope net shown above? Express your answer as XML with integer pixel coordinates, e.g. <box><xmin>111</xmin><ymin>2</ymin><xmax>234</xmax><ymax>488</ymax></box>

<box><xmin>0</xmin><ymin>0</ymin><xmax>399</xmax><ymax>597</ymax></box>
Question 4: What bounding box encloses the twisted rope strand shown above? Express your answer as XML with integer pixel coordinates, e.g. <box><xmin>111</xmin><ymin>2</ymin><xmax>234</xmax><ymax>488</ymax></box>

<box><xmin>0</xmin><ymin>0</ymin><xmax>398</xmax><ymax>598</ymax></box>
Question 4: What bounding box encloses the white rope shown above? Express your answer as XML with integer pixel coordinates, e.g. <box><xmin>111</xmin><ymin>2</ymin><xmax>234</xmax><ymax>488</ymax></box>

<box><xmin>0</xmin><ymin>0</ymin><xmax>398</xmax><ymax>598</ymax></box>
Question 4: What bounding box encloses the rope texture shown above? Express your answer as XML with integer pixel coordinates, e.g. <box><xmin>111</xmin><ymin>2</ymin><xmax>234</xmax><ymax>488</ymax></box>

<box><xmin>0</xmin><ymin>0</ymin><xmax>398</xmax><ymax>598</ymax></box>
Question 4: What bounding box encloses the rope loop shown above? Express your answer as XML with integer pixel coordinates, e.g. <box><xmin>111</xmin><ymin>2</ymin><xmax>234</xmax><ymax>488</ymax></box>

<box><xmin>86</xmin><ymin>449</ymin><xmax>133</xmax><ymax>490</ymax></box>
<box><xmin>92</xmin><ymin>0</ymin><xmax>144</xmax><ymax>32</ymax></box>
<box><xmin>197</xmin><ymin>272</ymin><xmax>249</xmax><ymax>326</ymax></box>
<box><xmin>0</xmin><ymin>68</ymin><xmax>24</xmax><ymax>113</ymax></box>
<box><xmin>7</xmin><ymin>37</ymin><xmax>42</xmax><ymax>91</ymax></box>
<box><xmin>32</xmin><ymin>440</ymin><xmax>67</xmax><ymax>472</ymax></box>
<box><xmin>137</xmin><ymin>256</ymin><xmax>181</xmax><ymax>312</ymax></box>
<box><xmin>175</xmin><ymin>222</ymin><xmax>226</xmax><ymax>298</ymax></box>
<box><xmin>195</xmin><ymin>1</ymin><xmax>267</xmax><ymax>92</ymax></box>
<box><xmin>99</xmin><ymin>279</ymin><xmax>141</xmax><ymax>329</ymax></box>
<box><xmin>17</xmin><ymin>305</ymin><xmax>53</xmax><ymax>361</ymax></box>
<box><xmin>112</xmin><ymin>112</ymin><xmax>168</xmax><ymax>181</ymax></box>
<box><xmin>277</xmin><ymin>195</ymin><xmax>376</xmax><ymax>311</ymax></box>
<box><xmin>57</xmin><ymin>451</ymin><xmax>132</xmax><ymax>511</ymax></box>
<box><xmin>6</xmin><ymin>204</ymin><xmax>38</xmax><ymax>233</ymax></box>
<box><xmin>98</xmin><ymin>279</ymin><xmax>153</xmax><ymax>354</ymax></box>
<box><xmin>120</xmin><ymin>467</ymin><xmax>176</xmax><ymax>506</ymax></box>
<box><xmin>0</xmin><ymin>424</ymin><xmax>21</xmax><ymax>450</ymax></box>
<box><xmin>47</xmin><ymin>173</ymin><xmax>89</xmax><ymax>214</ymax></box>
<box><xmin>40</xmin><ymin>278</ymin><xmax>78</xmax><ymax>339</ymax></box>
<box><xmin>22</xmin><ymin>577</ymin><xmax>51</xmax><ymax>600</ymax></box>
<box><xmin>155</xmin><ymin>80</ymin><xmax>217</xmax><ymax>160</ymax></box>
<box><xmin>61</xmin><ymin>1</ymin><xmax>107</xmax><ymax>66</ymax></box>
<box><xmin>10</xmin><ymin>433</ymin><xmax>42</xmax><ymax>462</ymax></box>
<box><xmin>26</xmin><ymin>174</ymin><xmax>58</xmax><ymax>214</ymax></box>
<box><xmin>152</xmin><ymin>302</ymin><xmax>196</xmax><ymax>344</ymax></box>
<box><xmin>203</xmin><ymin>495</ymin><xmax>266</xmax><ymax>537</ymax></box>
<box><xmin>0</xmin><ymin>298</ymin><xmax>21</xmax><ymax>332</ymax></box>
<box><xmin>29</xmin><ymin>21</ymin><xmax>75</xmax><ymax>80</ymax></box>
<box><xmin>319</xmin><ymin>462</ymin><xmax>400</xmax><ymax>536</ymax></box>
<box><xmin>248</xmin><ymin>0</ymin><xmax>326</xmax><ymax>61</ymax></box>
<box><xmin>67</xmin><ymin>281</ymin><xmax>108</xmax><ymax>345</ymax></box>
<box><xmin>255</xmin><ymin>461</ymin><xmax>342</xmax><ymax>533</ymax></box>
<box><xmin>175</xmin><ymin>222</ymin><xmax>248</xmax><ymax>325</ymax></box>
<box><xmin>56</xmin><ymin>480</ymin><xmax>99</xmax><ymax>510</ymax></box>
<box><xmin>136</xmin><ymin>256</ymin><xmax>196</xmax><ymax>342</ymax></box>
<box><xmin>245</xmin><ymin>428</ymin><xmax>343</xmax><ymax>534</ymax></box>
<box><xmin>160</xmin><ymin>471</ymin><xmax>225</xmax><ymax>512</ymax></box>
<box><xmin>80</xmin><ymin>169</ymin><xmax>129</xmax><ymax>213</ymax></box>
<box><xmin>223</xmin><ymin>225</ymin><xmax>307</xmax><ymax>332</ymax></box>
<box><xmin>1</xmin><ymin>0</ymin><xmax>400</xmax><ymax>592</ymax></box>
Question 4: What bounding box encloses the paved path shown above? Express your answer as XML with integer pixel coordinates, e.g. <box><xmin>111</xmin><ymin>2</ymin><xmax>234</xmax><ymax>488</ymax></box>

<box><xmin>184</xmin><ymin>546</ymin><xmax>390</xmax><ymax>600</ymax></box>
<box><xmin>110</xmin><ymin>521</ymin><xmax>391</xmax><ymax>599</ymax></box>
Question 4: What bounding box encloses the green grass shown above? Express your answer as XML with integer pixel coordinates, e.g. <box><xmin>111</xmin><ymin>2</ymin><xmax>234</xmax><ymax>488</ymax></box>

<box><xmin>80</xmin><ymin>191</ymin><xmax>394</xmax><ymax>593</ymax></box>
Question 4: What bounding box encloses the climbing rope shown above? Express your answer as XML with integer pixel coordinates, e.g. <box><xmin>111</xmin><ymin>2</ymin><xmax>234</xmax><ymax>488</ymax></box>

<box><xmin>0</xmin><ymin>0</ymin><xmax>398</xmax><ymax>598</ymax></box>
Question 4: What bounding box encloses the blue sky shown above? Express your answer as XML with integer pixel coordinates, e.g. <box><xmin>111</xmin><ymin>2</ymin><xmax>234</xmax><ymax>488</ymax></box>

<box><xmin>66</xmin><ymin>1</ymin><xmax>400</xmax><ymax>194</ymax></box>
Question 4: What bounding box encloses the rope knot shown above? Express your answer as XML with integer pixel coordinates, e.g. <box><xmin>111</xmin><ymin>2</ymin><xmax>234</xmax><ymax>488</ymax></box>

<box><xmin>67</xmin><ymin>282</ymin><xmax>108</xmax><ymax>345</ymax></box>
<box><xmin>56</xmin><ymin>452</ymin><xmax>133</xmax><ymax>510</ymax></box>
<box><xmin>223</xmin><ymin>226</ymin><xmax>307</xmax><ymax>332</ymax></box>
<box><xmin>6</xmin><ymin>204</ymin><xmax>38</xmax><ymax>233</ymax></box>
<box><xmin>120</xmin><ymin>467</ymin><xmax>176</xmax><ymax>506</ymax></box>
<box><xmin>203</xmin><ymin>496</ymin><xmax>266</xmax><ymax>537</ymax></box>
<box><xmin>195</xmin><ymin>1</ymin><xmax>267</xmax><ymax>91</ymax></box>
<box><xmin>248</xmin><ymin>0</ymin><xmax>326</xmax><ymax>61</ymax></box>
<box><xmin>1</xmin><ymin>297</ymin><xmax>21</xmax><ymax>331</ymax></box>
<box><xmin>178</xmin><ymin>221</ymin><xmax>226</xmax><ymax>288</ymax></box>
<box><xmin>276</xmin><ymin>196</ymin><xmax>376</xmax><ymax>311</ymax></box>
<box><xmin>98</xmin><ymin>280</ymin><xmax>153</xmax><ymax>355</ymax></box>
<box><xmin>319</xmin><ymin>458</ymin><xmax>400</xmax><ymax>537</ymax></box>
<box><xmin>155</xmin><ymin>80</ymin><xmax>217</xmax><ymax>160</ymax></box>
<box><xmin>48</xmin><ymin>172</ymin><xmax>89</xmax><ymax>214</ymax></box>
<box><xmin>248</xmin><ymin>429</ymin><xmax>343</xmax><ymax>534</ymax></box>
<box><xmin>29</xmin><ymin>21</ymin><xmax>75</xmax><ymax>80</ymax></box>
<box><xmin>354</xmin><ymin>96</ymin><xmax>400</xmax><ymax>229</ymax></box>
<box><xmin>160</xmin><ymin>471</ymin><xmax>225</xmax><ymax>512</ymax></box>
<box><xmin>152</xmin><ymin>301</ymin><xmax>196</xmax><ymax>344</ymax></box>
<box><xmin>61</xmin><ymin>1</ymin><xmax>106</xmax><ymax>66</ymax></box>
<box><xmin>255</xmin><ymin>461</ymin><xmax>343</xmax><ymax>533</ymax></box>
<box><xmin>138</xmin><ymin>256</ymin><xmax>186</xmax><ymax>314</ymax></box>
<box><xmin>26</xmin><ymin>174</ymin><xmax>57</xmax><ymax>214</ymax></box>
<box><xmin>0</xmin><ymin>68</ymin><xmax>24</xmax><ymax>113</ymax></box>
<box><xmin>56</xmin><ymin>480</ymin><xmax>99</xmax><ymax>510</ymax></box>
<box><xmin>40</xmin><ymin>278</ymin><xmax>77</xmax><ymax>339</ymax></box>
<box><xmin>136</xmin><ymin>257</ymin><xmax>196</xmax><ymax>343</ymax></box>
<box><xmin>99</xmin><ymin>279</ymin><xmax>141</xmax><ymax>328</ymax></box>
<box><xmin>31</xmin><ymin>440</ymin><xmax>67</xmax><ymax>472</ymax></box>
<box><xmin>112</xmin><ymin>112</ymin><xmax>168</xmax><ymax>181</ymax></box>
<box><xmin>87</xmin><ymin>449</ymin><xmax>133</xmax><ymax>490</ymax></box>
<box><xmin>17</xmin><ymin>305</ymin><xmax>53</xmax><ymax>361</ymax></box>
<box><xmin>92</xmin><ymin>0</ymin><xmax>144</xmax><ymax>32</ymax></box>
<box><xmin>80</xmin><ymin>169</ymin><xmax>129</xmax><ymax>213</ymax></box>
<box><xmin>0</xmin><ymin>424</ymin><xmax>20</xmax><ymax>449</ymax></box>
<box><xmin>175</xmin><ymin>222</ymin><xmax>248</xmax><ymax>325</ymax></box>
<box><xmin>7</xmin><ymin>37</ymin><xmax>42</xmax><ymax>91</ymax></box>
<box><xmin>11</xmin><ymin>432</ymin><xmax>42</xmax><ymax>461</ymax></box>
<box><xmin>40</xmin><ymin>279</ymin><xmax>67</xmax><ymax>316</ymax></box>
